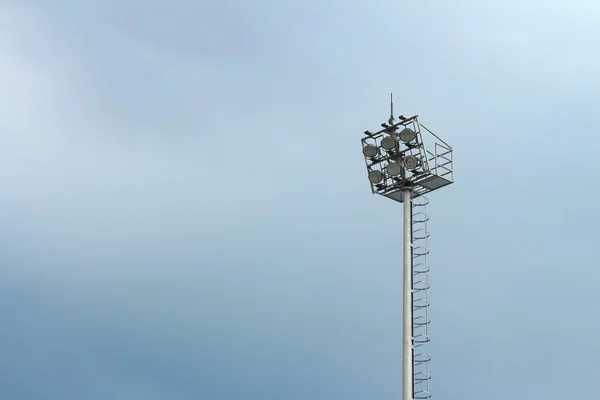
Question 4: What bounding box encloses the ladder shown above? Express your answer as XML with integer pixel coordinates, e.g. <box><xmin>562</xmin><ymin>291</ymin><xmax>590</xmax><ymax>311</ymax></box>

<box><xmin>412</xmin><ymin>196</ymin><xmax>432</xmax><ymax>400</ymax></box>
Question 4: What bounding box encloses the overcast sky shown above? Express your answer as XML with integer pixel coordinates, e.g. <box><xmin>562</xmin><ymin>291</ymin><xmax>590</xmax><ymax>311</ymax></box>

<box><xmin>1</xmin><ymin>1</ymin><xmax>599</xmax><ymax>399</ymax></box>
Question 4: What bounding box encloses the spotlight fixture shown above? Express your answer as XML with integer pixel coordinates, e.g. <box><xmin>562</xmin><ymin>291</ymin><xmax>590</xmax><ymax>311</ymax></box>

<box><xmin>399</xmin><ymin>128</ymin><xmax>417</xmax><ymax>143</ymax></box>
<box><xmin>362</xmin><ymin>144</ymin><xmax>379</xmax><ymax>158</ymax></box>
<box><xmin>387</xmin><ymin>162</ymin><xmax>402</xmax><ymax>176</ymax></box>
<box><xmin>381</xmin><ymin>136</ymin><xmax>396</xmax><ymax>151</ymax></box>
<box><xmin>403</xmin><ymin>155</ymin><xmax>419</xmax><ymax>170</ymax></box>
<box><xmin>368</xmin><ymin>170</ymin><xmax>384</xmax><ymax>183</ymax></box>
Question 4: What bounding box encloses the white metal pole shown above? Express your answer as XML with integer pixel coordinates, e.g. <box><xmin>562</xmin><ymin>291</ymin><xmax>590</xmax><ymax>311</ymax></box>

<box><xmin>402</xmin><ymin>188</ymin><xmax>413</xmax><ymax>400</ymax></box>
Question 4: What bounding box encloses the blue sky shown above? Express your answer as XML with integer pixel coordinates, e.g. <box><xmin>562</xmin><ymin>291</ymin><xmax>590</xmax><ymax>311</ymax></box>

<box><xmin>1</xmin><ymin>1</ymin><xmax>599</xmax><ymax>399</ymax></box>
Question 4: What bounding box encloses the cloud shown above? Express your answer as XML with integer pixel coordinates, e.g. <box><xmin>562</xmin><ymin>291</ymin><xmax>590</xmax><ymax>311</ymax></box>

<box><xmin>1</xmin><ymin>1</ymin><xmax>600</xmax><ymax>399</ymax></box>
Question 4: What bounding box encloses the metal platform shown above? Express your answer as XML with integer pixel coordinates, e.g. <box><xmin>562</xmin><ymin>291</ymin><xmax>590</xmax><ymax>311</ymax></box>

<box><xmin>361</xmin><ymin>115</ymin><xmax>454</xmax><ymax>203</ymax></box>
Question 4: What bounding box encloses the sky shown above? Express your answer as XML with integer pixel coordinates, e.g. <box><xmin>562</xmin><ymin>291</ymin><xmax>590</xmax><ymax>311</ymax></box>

<box><xmin>1</xmin><ymin>1</ymin><xmax>599</xmax><ymax>399</ymax></box>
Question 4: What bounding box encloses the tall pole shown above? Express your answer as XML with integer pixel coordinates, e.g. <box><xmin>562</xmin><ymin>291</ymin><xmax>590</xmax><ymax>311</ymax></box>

<box><xmin>402</xmin><ymin>188</ymin><xmax>413</xmax><ymax>400</ymax></box>
<box><xmin>361</xmin><ymin>111</ymin><xmax>454</xmax><ymax>400</ymax></box>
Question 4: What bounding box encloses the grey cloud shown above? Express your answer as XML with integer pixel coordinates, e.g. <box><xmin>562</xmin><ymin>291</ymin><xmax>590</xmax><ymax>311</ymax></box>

<box><xmin>1</xmin><ymin>0</ymin><xmax>599</xmax><ymax>399</ymax></box>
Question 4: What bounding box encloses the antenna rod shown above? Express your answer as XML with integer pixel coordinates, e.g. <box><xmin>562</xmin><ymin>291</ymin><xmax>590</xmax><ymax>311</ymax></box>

<box><xmin>390</xmin><ymin>93</ymin><xmax>394</xmax><ymax>120</ymax></box>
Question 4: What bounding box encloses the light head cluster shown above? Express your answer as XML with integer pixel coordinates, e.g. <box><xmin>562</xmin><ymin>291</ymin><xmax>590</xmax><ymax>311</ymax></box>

<box><xmin>361</xmin><ymin>115</ymin><xmax>454</xmax><ymax>203</ymax></box>
<box><xmin>362</xmin><ymin>117</ymin><xmax>426</xmax><ymax>188</ymax></box>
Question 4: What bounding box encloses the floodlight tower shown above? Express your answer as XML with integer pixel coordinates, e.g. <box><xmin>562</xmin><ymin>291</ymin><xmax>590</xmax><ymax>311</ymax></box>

<box><xmin>360</xmin><ymin>95</ymin><xmax>454</xmax><ymax>400</ymax></box>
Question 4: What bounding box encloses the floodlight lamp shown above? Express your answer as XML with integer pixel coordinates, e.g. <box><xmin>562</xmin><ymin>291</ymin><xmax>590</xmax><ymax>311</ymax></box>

<box><xmin>403</xmin><ymin>155</ymin><xmax>419</xmax><ymax>170</ymax></box>
<box><xmin>362</xmin><ymin>144</ymin><xmax>379</xmax><ymax>158</ymax></box>
<box><xmin>387</xmin><ymin>162</ymin><xmax>402</xmax><ymax>176</ymax></box>
<box><xmin>399</xmin><ymin>128</ymin><xmax>416</xmax><ymax>143</ymax></box>
<box><xmin>381</xmin><ymin>136</ymin><xmax>396</xmax><ymax>151</ymax></box>
<box><xmin>368</xmin><ymin>170</ymin><xmax>384</xmax><ymax>184</ymax></box>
